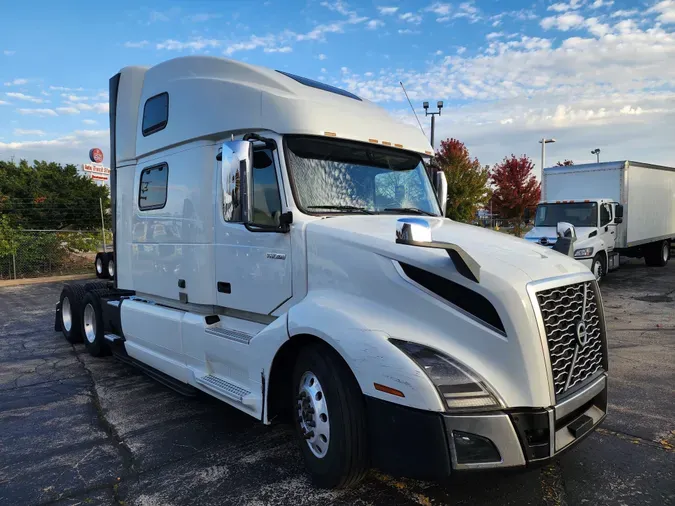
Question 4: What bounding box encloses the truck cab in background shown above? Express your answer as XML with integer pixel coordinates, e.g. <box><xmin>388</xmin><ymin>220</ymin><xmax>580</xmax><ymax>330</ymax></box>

<box><xmin>525</xmin><ymin>161</ymin><xmax>675</xmax><ymax>281</ymax></box>
<box><xmin>526</xmin><ymin>199</ymin><xmax>624</xmax><ymax>280</ymax></box>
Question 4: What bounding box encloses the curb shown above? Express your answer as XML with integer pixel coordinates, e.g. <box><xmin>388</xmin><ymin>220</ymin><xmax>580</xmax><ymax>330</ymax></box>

<box><xmin>0</xmin><ymin>273</ymin><xmax>95</xmax><ymax>288</ymax></box>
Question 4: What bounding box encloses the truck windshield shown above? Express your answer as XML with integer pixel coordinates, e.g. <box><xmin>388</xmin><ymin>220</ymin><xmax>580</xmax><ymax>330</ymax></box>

<box><xmin>535</xmin><ymin>203</ymin><xmax>598</xmax><ymax>227</ymax></box>
<box><xmin>285</xmin><ymin>136</ymin><xmax>441</xmax><ymax>216</ymax></box>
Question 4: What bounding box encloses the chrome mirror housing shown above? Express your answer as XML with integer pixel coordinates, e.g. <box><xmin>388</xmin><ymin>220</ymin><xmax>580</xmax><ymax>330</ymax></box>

<box><xmin>221</xmin><ymin>140</ymin><xmax>254</xmax><ymax>222</ymax></box>
<box><xmin>433</xmin><ymin>170</ymin><xmax>448</xmax><ymax>217</ymax></box>
<box><xmin>396</xmin><ymin>218</ymin><xmax>432</xmax><ymax>243</ymax></box>
<box><xmin>556</xmin><ymin>221</ymin><xmax>577</xmax><ymax>239</ymax></box>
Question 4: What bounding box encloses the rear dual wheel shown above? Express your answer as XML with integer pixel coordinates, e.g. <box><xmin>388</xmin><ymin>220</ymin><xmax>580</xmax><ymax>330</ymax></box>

<box><xmin>94</xmin><ymin>253</ymin><xmax>115</xmax><ymax>279</ymax></box>
<box><xmin>644</xmin><ymin>240</ymin><xmax>671</xmax><ymax>267</ymax></box>
<box><xmin>81</xmin><ymin>290</ymin><xmax>110</xmax><ymax>357</ymax></box>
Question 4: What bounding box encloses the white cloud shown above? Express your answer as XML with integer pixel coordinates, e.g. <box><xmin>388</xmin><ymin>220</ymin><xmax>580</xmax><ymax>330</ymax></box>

<box><xmin>56</xmin><ymin>107</ymin><xmax>80</xmax><ymax>115</ymax></box>
<box><xmin>435</xmin><ymin>49</ymin><xmax>443</xmax><ymax>55</ymax></box>
<box><xmin>437</xmin><ymin>16</ymin><xmax>451</xmax><ymax>22</ymax></box>
<box><xmin>457</xmin><ymin>46</ymin><xmax>467</xmax><ymax>54</ymax></box>
<box><xmin>49</xmin><ymin>85</ymin><xmax>84</xmax><ymax>92</ymax></box>
<box><xmin>541</xmin><ymin>13</ymin><xmax>585</xmax><ymax>30</ymax></box>
<box><xmin>453</xmin><ymin>2</ymin><xmax>480</xmax><ymax>22</ymax></box>
<box><xmin>367</xmin><ymin>19</ymin><xmax>385</xmax><ymax>29</ymax></box>
<box><xmin>6</xmin><ymin>92</ymin><xmax>45</xmax><ymax>104</ymax></box>
<box><xmin>500</xmin><ymin>118</ymin><xmax>514</xmax><ymax>124</ymax></box>
<box><xmin>377</xmin><ymin>6</ymin><xmax>398</xmax><ymax>15</ymax></box>
<box><xmin>3</xmin><ymin>50</ymin><xmax>15</xmax><ymax>56</ymax></box>
<box><xmin>0</xmin><ymin>129</ymin><xmax>110</xmax><ymax>161</ymax></box>
<box><xmin>17</xmin><ymin>108</ymin><xmax>58</xmax><ymax>117</ymax></box>
<box><xmin>611</xmin><ymin>9</ymin><xmax>638</xmax><ymax>17</ymax></box>
<box><xmin>157</xmin><ymin>37</ymin><xmax>221</xmax><ymax>51</ymax></box>
<box><xmin>486</xmin><ymin>32</ymin><xmax>504</xmax><ymax>40</ymax></box>
<box><xmin>224</xmin><ymin>35</ymin><xmax>274</xmax><ymax>55</ymax></box>
<box><xmin>14</xmin><ymin>129</ymin><xmax>45</xmax><ymax>136</ymax></box>
<box><xmin>61</xmin><ymin>93</ymin><xmax>90</xmax><ymax>101</ymax></box>
<box><xmin>427</xmin><ymin>3</ymin><xmax>452</xmax><ymax>16</ymax></box>
<box><xmin>82</xmin><ymin>119</ymin><xmax>98</xmax><ymax>125</ymax></box>
<box><xmin>4</xmin><ymin>78</ymin><xmax>28</xmax><ymax>86</ymax></box>
<box><xmin>649</xmin><ymin>0</ymin><xmax>675</xmax><ymax>24</ymax></box>
<box><xmin>590</xmin><ymin>0</ymin><xmax>614</xmax><ymax>7</ymax></box>
<box><xmin>264</xmin><ymin>46</ymin><xmax>293</xmax><ymax>53</ymax></box>
<box><xmin>585</xmin><ymin>17</ymin><xmax>610</xmax><ymax>37</ymax></box>
<box><xmin>399</xmin><ymin>12</ymin><xmax>423</xmax><ymax>24</ymax></box>
<box><xmin>0</xmin><ymin>100</ymin><xmax>10</xmax><ymax>105</ymax></box>
<box><xmin>547</xmin><ymin>0</ymin><xmax>584</xmax><ymax>12</ymax></box>
<box><xmin>398</xmin><ymin>28</ymin><xmax>420</xmax><ymax>34</ymax></box>
<box><xmin>318</xmin><ymin>53</ymin><xmax>327</xmax><ymax>60</ymax></box>
<box><xmin>124</xmin><ymin>40</ymin><xmax>149</xmax><ymax>48</ymax></box>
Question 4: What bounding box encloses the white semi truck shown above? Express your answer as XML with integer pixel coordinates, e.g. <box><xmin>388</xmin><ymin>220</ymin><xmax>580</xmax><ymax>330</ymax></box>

<box><xmin>525</xmin><ymin>161</ymin><xmax>675</xmax><ymax>280</ymax></box>
<box><xmin>56</xmin><ymin>56</ymin><xmax>608</xmax><ymax>488</ymax></box>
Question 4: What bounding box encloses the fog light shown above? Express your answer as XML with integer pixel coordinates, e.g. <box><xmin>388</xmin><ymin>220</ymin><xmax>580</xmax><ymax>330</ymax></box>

<box><xmin>452</xmin><ymin>431</ymin><xmax>501</xmax><ymax>464</ymax></box>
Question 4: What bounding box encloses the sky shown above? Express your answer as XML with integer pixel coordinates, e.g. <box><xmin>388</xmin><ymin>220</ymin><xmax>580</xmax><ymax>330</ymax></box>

<box><xmin>0</xmin><ymin>0</ymin><xmax>673</xmax><ymax>176</ymax></box>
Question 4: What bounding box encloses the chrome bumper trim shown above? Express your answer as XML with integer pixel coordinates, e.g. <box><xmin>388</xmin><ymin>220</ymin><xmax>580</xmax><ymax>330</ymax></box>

<box><xmin>555</xmin><ymin>374</ymin><xmax>607</xmax><ymax>421</ymax></box>
<box><xmin>444</xmin><ymin>413</ymin><xmax>526</xmax><ymax>470</ymax></box>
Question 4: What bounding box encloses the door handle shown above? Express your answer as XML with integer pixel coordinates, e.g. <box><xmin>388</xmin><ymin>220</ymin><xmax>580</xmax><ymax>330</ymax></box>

<box><xmin>217</xmin><ymin>282</ymin><xmax>231</xmax><ymax>294</ymax></box>
<box><xmin>605</xmin><ymin>226</ymin><xmax>609</xmax><ymax>232</ymax></box>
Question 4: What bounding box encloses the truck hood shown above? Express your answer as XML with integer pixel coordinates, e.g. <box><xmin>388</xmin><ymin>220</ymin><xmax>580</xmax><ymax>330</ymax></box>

<box><xmin>306</xmin><ymin>216</ymin><xmax>588</xmax><ymax>284</ymax></box>
<box><xmin>525</xmin><ymin>226</ymin><xmax>598</xmax><ymax>245</ymax></box>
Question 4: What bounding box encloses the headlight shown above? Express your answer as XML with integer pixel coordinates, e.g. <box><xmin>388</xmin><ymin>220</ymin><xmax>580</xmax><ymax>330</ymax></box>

<box><xmin>574</xmin><ymin>247</ymin><xmax>594</xmax><ymax>258</ymax></box>
<box><xmin>390</xmin><ymin>339</ymin><xmax>502</xmax><ymax>411</ymax></box>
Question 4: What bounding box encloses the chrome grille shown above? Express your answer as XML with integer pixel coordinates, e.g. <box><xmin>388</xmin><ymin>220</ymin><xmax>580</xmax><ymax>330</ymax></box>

<box><xmin>536</xmin><ymin>281</ymin><xmax>605</xmax><ymax>400</ymax></box>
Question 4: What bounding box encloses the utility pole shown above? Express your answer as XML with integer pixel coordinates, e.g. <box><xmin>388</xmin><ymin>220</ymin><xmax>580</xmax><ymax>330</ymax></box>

<box><xmin>99</xmin><ymin>198</ymin><xmax>107</xmax><ymax>252</ymax></box>
<box><xmin>591</xmin><ymin>148</ymin><xmax>601</xmax><ymax>163</ymax></box>
<box><xmin>423</xmin><ymin>101</ymin><xmax>443</xmax><ymax>149</ymax></box>
<box><xmin>539</xmin><ymin>138</ymin><xmax>556</xmax><ymax>197</ymax></box>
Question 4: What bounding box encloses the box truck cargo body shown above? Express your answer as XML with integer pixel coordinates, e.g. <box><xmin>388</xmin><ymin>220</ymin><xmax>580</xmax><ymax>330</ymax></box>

<box><xmin>525</xmin><ymin>161</ymin><xmax>675</xmax><ymax>279</ymax></box>
<box><xmin>55</xmin><ymin>56</ymin><xmax>608</xmax><ymax>488</ymax></box>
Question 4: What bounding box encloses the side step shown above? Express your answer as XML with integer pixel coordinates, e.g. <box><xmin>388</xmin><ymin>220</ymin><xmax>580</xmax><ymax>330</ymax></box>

<box><xmin>110</xmin><ymin>347</ymin><xmax>198</xmax><ymax>397</ymax></box>
<box><xmin>195</xmin><ymin>374</ymin><xmax>256</xmax><ymax>406</ymax></box>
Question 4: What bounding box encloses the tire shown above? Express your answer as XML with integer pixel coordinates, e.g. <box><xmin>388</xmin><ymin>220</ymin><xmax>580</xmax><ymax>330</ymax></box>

<box><xmin>591</xmin><ymin>253</ymin><xmax>606</xmax><ymax>282</ymax></box>
<box><xmin>292</xmin><ymin>342</ymin><xmax>368</xmax><ymax>489</ymax></box>
<box><xmin>95</xmin><ymin>253</ymin><xmax>109</xmax><ymax>279</ymax></box>
<box><xmin>80</xmin><ymin>290</ymin><xmax>110</xmax><ymax>357</ymax></box>
<box><xmin>645</xmin><ymin>240</ymin><xmax>670</xmax><ymax>267</ymax></box>
<box><xmin>59</xmin><ymin>284</ymin><xmax>87</xmax><ymax>344</ymax></box>
<box><xmin>107</xmin><ymin>254</ymin><xmax>115</xmax><ymax>280</ymax></box>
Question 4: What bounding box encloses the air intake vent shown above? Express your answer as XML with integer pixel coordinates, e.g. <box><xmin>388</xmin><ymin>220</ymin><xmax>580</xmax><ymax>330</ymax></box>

<box><xmin>399</xmin><ymin>263</ymin><xmax>505</xmax><ymax>334</ymax></box>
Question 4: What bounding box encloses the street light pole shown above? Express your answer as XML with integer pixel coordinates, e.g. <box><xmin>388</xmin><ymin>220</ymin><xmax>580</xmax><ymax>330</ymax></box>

<box><xmin>591</xmin><ymin>148</ymin><xmax>601</xmax><ymax>163</ymax></box>
<box><xmin>539</xmin><ymin>138</ymin><xmax>556</xmax><ymax>198</ymax></box>
<box><xmin>423</xmin><ymin>101</ymin><xmax>443</xmax><ymax>149</ymax></box>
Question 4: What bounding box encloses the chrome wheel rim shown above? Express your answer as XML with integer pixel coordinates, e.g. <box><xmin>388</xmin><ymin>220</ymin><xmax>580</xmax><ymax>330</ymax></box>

<box><xmin>297</xmin><ymin>371</ymin><xmax>330</xmax><ymax>458</ymax></box>
<box><xmin>83</xmin><ymin>304</ymin><xmax>96</xmax><ymax>344</ymax></box>
<box><xmin>593</xmin><ymin>259</ymin><xmax>603</xmax><ymax>281</ymax></box>
<box><xmin>62</xmin><ymin>297</ymin><xmax>72</xmax><ymax>332</ymax></box>
<box><xmin>663</xmin><ymin>243</ymin><xmax>669</xmax><ymax>262</ymax></box>
<box><xmin>96</xmin><ymin>257</ymin><xmax>103</xmax><ymax>274</ymax></box>
<box><xmin>108</xmin><ymin>259</ymin><xmax>115</xmax><ymax>278</ymax></box>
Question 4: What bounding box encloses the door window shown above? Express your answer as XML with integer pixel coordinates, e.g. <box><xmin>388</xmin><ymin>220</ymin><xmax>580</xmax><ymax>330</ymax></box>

<box><xmin>600</xmin><ymin>204</ymin><xmax>612</xmax><ymax>226</ymax></box>
<box><xmin>251</xmin><ymin>149</ymin><xmax>282</xmax><ymax>226</ymax></box>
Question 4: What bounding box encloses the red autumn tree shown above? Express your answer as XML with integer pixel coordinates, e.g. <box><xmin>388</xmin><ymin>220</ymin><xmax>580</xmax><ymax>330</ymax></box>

<box><xmin>556</xmin><ymin>160</ymin><xmax>574</xmax><ymax>166</ymax></box>
<box><xmin>490</xmin><ymin>155</ymin><xmax>541</xmax><ymax>237</ymax></box>
<box><xmin>432</xmin><ymin>138</ymin><xmax>491</xmax><ymax>222</ymax></box>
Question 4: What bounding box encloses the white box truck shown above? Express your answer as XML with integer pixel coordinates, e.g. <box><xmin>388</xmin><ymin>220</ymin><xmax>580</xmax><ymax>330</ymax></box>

<box><xmin>55</xmin><ymin>56</ymin><xmax>608</xmax><ymax>488</ymax></box>
<box><xmin>525</xmin><ymin>161</ymin><xmax>675</xmax><ymax>280</ymax></box>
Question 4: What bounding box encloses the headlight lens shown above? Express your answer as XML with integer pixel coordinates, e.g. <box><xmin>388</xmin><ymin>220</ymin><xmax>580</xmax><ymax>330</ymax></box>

<box><xmin>574</xmin><ymin>247</ymin><xmax>594</xmax><ymax>258</ymax></box>
<box><xmin>390</xmin><ymin>339</ymin><xmax>502</xmax><ymax>411</ymax></box>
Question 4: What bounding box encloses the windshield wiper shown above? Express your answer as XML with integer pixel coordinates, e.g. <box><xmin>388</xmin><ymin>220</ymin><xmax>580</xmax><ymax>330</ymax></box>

<box><xmin>384</xmin><ymin>207</ymin><xmax>437</xmax><ymax>217</ymax></box>
<box><xmin>307</xmin><ymin>205</ymin><xmax>375</xmax><ymax>214</ymax></box>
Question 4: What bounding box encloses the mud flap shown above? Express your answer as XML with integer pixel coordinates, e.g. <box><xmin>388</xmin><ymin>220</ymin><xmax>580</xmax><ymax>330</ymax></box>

<box><xmin>54</xmin><ymin>302</ymin><xmax>62</xmax><ymax>332</ymax></box>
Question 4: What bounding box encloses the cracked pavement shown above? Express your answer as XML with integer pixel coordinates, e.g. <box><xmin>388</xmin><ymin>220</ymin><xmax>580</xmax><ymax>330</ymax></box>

<box><xmin>0</xmin><ymin>258</ymin><xmax>673</xmax><ymax>505</ymax></box>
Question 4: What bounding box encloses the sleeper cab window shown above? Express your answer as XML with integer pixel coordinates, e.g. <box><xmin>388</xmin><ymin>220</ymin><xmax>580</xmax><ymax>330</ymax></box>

<box><xmin>139</xmin><ymin>163</ymin><xmax>168</xmax><ymax>211</ymax></box>
<box><xmin>142</xmin><ymin>92</ymin><xmax>169</xmax><ymax>136</ymax></box>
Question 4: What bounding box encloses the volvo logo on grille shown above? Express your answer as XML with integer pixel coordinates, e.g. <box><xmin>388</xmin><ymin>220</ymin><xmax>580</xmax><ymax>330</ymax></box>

<box><xmin>539</xmin><ymin>237</ymin><xmax>549</xmax><ymax>246</ymax></box>
<box><xmin>575</xmin><ymin>320</ymin><xmax>589</xmax><ymax>347</ymax></box>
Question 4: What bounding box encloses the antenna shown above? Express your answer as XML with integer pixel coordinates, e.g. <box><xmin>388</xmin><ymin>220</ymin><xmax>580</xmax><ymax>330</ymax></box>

<box><xmin>399</xmin><ymin>81</ymin><xmax>426</xmax><ymax>137</ymax></box>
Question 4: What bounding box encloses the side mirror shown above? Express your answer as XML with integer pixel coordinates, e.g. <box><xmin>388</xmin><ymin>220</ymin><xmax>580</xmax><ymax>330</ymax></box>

<box><xmin>615</xmin><ymin>204</ymin><xmax>624</xmax><ymax>219</ymax></box>
<box><xmin>556</xmin><ymin>221</ymin><xmax>577</xmax><ymax>239</ymax></box>
<box><xmin>523</xmin><ymin>208</ymin><xmax>531</xmax><ymax>225</ymax></box>
<box><xmin>220</xmin><ymin>140</ymin><xmax>254</xmax><ymax>223</ymax></box>
<box><xmin>433</xmin><ymin>171</ymin><xmax>448</xmax><ymax>217</ymax></box>
<box><xmin>614</xmin><ymin>216</ymin><xmax>623</xmax><ymax>224</ymax></box>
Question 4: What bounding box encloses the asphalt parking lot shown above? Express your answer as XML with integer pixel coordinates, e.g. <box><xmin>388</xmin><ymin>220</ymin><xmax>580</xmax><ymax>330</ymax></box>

<box><xmin>1</xmin><ymin>259</ymin><xmax>674</xmax><ymax>506</ymax></box>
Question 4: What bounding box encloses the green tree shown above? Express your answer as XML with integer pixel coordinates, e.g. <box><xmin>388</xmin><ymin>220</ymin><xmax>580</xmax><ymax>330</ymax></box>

<box><xmin>0</xmin><ymin>159</ymin><xmax>110</xmax><ymax>230</ymax></box>
<box><xmin>432</xmin><ymin>138</ymin><xmax>491</xmax><ymax>222</ymax></box>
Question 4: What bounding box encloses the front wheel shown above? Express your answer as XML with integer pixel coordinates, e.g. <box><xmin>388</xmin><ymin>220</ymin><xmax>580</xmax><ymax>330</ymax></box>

<box><xmin>591</xmin><ymin>253</ymin><xmax>605</xmax><ymax>282</ymax></box>
<box><xmin>292</xmin><ymin>343</ymin><xmax>368</xmax><ymax>489</ymax></box>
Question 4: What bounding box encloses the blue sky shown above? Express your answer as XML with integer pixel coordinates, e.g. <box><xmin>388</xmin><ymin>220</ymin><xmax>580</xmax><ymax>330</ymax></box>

<box><xmin>1</xmin><ymin>0</ymin><xmax>673</xmax><ymax>172</ymax></box>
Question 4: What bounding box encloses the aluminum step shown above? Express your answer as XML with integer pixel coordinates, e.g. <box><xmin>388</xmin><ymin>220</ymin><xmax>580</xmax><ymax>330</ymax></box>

<box><xmin>104</xmin><ymin>333</ymin><xmax>123</xmax><ymax>343</ymax></box>
<box><xmin>195</xmin><ymin>374</ymin><xmax>255</xmax><ymax>405</ymax></box>
<box><xmin>205</xmin><ymin>326</ymin><xmax>254</xmax><ymax>344</ymax></box>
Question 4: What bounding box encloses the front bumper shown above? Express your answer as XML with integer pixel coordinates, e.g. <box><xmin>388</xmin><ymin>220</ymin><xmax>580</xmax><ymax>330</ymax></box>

<box><xmin>366</xmin><ymin>374</ymin><xmax>607</xmax><ymax>480</ymax></box>
<box><xmin>577</xmin><ymin>257</ymin><xmax>594</xmax><ymax>270</ymax></box>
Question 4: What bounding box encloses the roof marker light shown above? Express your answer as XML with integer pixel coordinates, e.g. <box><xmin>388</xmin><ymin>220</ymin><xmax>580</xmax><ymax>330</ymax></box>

<box><xmin>394</xmin><ymin>143</ymin><xmax>403</xmax><ymax>148</ymax></box>
<box><xmin>323</xmin><ymin>131</ymin><xmax>337</xmax><ymax>137</ymax></box>
<box><xmin>382</xmin><ymin>141</ymin><xmax>392</xmax><ymax>146</ymax></box>
<box><xmin>369</xmin><ymin>138</ymin><xmax>379</xmax><ymax>143</ymax></box>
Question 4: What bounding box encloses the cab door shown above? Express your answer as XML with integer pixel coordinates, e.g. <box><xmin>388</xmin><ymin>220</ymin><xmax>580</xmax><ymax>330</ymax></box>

<box><xmin>214</xmin><ymin>147</ymin><xmax>292</xmax><ymax>315</ymax></box>
<box><xmin>600</xmin><ymin>203</ymin><xmax>616</xmax><ymax>251</ymax></box>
